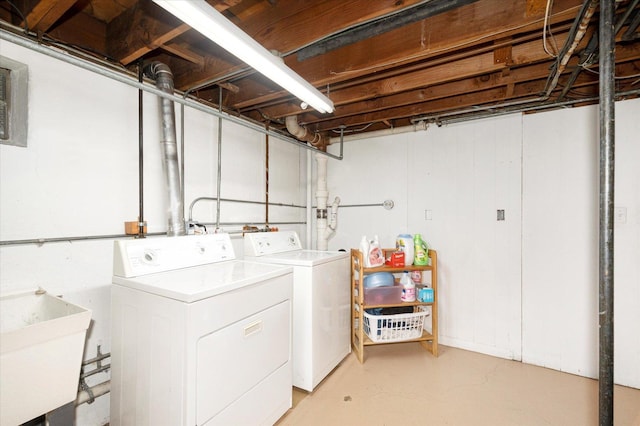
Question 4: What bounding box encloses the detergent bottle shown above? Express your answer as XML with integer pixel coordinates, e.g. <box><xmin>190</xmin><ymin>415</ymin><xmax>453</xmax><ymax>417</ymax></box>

<box><xmin>413</xmin><ymin>234</ymin><xmax>429</xmax><ymax>266</ymax></box>
<box><xmin>400</xmin><ymin>271</ymin><xmax>415</xmax><ymax>302</ymax></box>
<box><xmin>360</xmin><ymin>236</ymin><xmax>370</xmax><ymax>267</ymax></box>
<box><xmin>367</xmin><ymin>235</ymin><xmax>385</xmax><ymax>267</ymax></box>
<box><xmin>395</xmin><ymin>234</ymin><xmax>414</xmax><ymax>267</ymax></box>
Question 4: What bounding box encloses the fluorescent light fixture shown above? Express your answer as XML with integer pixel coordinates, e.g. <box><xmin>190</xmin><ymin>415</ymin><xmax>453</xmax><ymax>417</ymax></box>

<box><xmin>152</xmin><ymin>0</ymin><xmax>334</xmax><ymax>114</ymax></box>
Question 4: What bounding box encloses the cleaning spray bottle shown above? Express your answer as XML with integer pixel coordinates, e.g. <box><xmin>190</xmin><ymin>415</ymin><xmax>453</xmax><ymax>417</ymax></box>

<box><xmin>413</xmin><ymin>233</ymin><xmax>429</xmax><ymax>266</ymax></box>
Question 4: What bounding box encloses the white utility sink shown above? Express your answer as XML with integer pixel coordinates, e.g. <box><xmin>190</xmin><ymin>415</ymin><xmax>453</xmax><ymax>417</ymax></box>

<box><xmin>0</xmin><ymin>289</ymin><xmax>92</xmax><ymax>426</ymax></box>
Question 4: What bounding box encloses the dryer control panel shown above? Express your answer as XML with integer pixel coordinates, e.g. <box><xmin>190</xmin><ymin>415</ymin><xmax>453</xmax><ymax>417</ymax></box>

<box><xmin>113</xmin><ymin>233</ymin><xmax>235</xmax><ymax>277</ymax></box>
<box><xmin>244</xmin><ymin>231</ymin><xmax>302</xmax><ymax>256</ymax></box>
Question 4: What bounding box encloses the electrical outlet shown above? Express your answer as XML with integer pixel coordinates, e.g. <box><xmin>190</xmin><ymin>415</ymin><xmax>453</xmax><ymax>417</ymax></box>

<box><xmin>425</xmin><ymin>209</ymin><xmax>432</xmax><ymax>220</ymax></box>
<box><xmin>497</xmin><ymin>209</ymin><xmax>505</xmax><ymax>221</ymax></box>
<box><xmin>614</xmin><ymin>207</ymin><xmax>627</xmax><ymax>224</ymax></box>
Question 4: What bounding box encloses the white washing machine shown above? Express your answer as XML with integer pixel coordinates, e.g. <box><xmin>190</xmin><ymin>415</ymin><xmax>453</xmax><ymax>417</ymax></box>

<box><xmin>243</xmin><ymin>231</ymin><xmax>350</xmax><ymax>392</ymax></box>
<box><xmin>110</xmin><ymin>233</ymin><xmax>293</xmax><ymax>426</ymax></box>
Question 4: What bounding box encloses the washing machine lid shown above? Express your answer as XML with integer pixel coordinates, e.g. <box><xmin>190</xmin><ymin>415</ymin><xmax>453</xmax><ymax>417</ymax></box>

<box><xmin>112</xmin><ymin>260</ymin><xmax>292</xmax><ymax>303</ymax></box>
<box><xmin>245</xmin><ymin>249</ymin><xmax>348</xmax><ymax>267</ymax></box>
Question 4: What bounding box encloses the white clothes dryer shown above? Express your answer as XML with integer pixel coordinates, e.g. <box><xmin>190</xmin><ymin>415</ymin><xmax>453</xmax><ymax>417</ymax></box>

<box><xmin>110</xmin><ymin>233</ymin><xmax>293</xmax><ymax>426</ymax></box>
<box><xmin>244</xmin><ymin>231</ymin><xmax>350</xmax><ymax>392</ymax></box>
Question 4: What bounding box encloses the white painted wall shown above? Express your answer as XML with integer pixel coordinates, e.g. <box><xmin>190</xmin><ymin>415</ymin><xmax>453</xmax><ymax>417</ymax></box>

<box><xmin>522</xmin><ymin>102</ymin><xmax>640</xmax><ymax>387</ymax></box>
<box><xmin>409</xmin><ymin>116</ymin><xmax>523</xmax><ymax>360</ymax></box>
<box><xmin>329</xmin><ymin>115</ymin><xmax>523</xmax><ymax>360</ymax></box>
<box><xmin>522</xmin><ymin>106</ymin><xmax>600</xmax><ymax>378</ymax></box>
<box><xmin>328</xmin><ymin>99</ymin><xmax>640</xmax><ymax>389</ymax></box>
<box><xmin>0</xmin><ymin>40</ymin><xmax>307</xmax><ymax>425</ymax></box>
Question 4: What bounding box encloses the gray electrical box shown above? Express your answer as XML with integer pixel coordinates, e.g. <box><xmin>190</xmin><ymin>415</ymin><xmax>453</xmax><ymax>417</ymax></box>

<box><xmin>0</xmin><ymin>55</ymin><xmax>28</xmax><ymax>147</ymax></box>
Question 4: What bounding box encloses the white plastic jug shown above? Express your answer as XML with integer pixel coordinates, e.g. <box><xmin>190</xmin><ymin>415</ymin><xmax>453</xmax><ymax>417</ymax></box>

<box><xmin>395</xmin><ymin>234</ymin><xmax>414</xmax><ymax>267</ymax></box>
<box><xmin>400</xmin><ymin>271</ymin><xmax>415</xmax><ymax>302</ymax></box>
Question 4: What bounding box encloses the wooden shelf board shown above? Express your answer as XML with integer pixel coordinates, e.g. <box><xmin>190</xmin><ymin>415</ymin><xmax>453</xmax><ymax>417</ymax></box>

<box><xmin>362</xmin><ymin>330</ymin><xmax>434</xmax><ymax>346</ymax></box>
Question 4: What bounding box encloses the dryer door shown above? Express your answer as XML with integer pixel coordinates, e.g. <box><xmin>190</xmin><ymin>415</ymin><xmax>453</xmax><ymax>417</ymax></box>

<box><xmin>196</xmin><ymin>300</ymin><xmax>290</xmax><ymax>425</ymax></box>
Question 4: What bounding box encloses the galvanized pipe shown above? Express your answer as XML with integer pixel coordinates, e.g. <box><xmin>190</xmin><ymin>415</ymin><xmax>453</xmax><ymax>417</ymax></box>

<box><xmin>197</xmin><ymin>221</ymin><xmax>306</xmax><ymax>227</ymax></box>
<box><xmin>0</xmin><ymin>232</ymin><xmax>167</xmax><ymax>246</ymax></box>
<box><xmin>265</xmin><ymin>129</ymin><xmax>270</xmax><ymax>226</ymax></box>
<box><xmin>188</xmin><ymin>196</ymin><xmax>306</xmax><ymax>222</ymax></box>
<box><xmin>598</xmin><ymin>0</ymin><xmax>616</xmax><ymax>424</ymax></box>
<box><xmin>137</xmin><ymin>62</ymin><xmax>146</xmax><ymax>237</ymax></box>
<box><xmin>410</xmin><ymin>89</ymin><xmax>640</xmax><ymax>126</ymax></box>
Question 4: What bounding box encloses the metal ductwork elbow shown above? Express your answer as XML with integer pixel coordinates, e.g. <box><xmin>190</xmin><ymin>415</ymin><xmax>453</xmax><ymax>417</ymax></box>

<box><xmin>143</xmin><ymin>61</ymin><xmax>186</xmax><ymax>236</ymax></box>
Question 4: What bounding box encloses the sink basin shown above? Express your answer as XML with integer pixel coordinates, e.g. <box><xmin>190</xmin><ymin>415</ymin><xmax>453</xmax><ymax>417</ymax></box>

<box><xmin>0</xmin><ymin>289</ymin><xmax>92</xmax><ymax>426</ymax></box>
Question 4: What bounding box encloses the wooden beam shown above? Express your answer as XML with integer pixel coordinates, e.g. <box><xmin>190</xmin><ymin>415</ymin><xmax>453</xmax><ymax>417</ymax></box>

<box><xmin>21</xmin><ymin>0</ymin><xmax>76</xmax><ymax>32</ymax></box>
<box><xmin>226</xmin><ymin>0</ymin><xmax>428</xmax><ymax>53</ymax></box>
<box><xmin>44</xmin><ymin>10</ymin><xmax>107</xmax><ymax>55</ymax></box>
<box><xmin>161</xmin><ymin>42</ymin><xmax>206</xmax><ymax>67</ymax></box>
<box><xmin>107</xmin><ymin>0</ymin><xmax>241</xmax><ymax>66</ymax></box>
<box><xmin>171</xmin><ymin>0</ymin><xmax>430</xmax><ymax>92</ymax></box>
<box><xmin>233</xmin><ymin>31</ymin><xmax>571</xmax><ymax>112</ymax></box>
<box><xmin>284</xmin><ymin>0</ymin><xmax>584</xmax><ymax>85</ymax></box>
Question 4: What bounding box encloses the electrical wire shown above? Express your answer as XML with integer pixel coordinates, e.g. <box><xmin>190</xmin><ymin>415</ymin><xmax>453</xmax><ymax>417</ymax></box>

<box><xmin>2</xmin><ymin>0</ymin><xmax>28</xmax><ymax>33</ymax></box>
<box><xmin>580</xmin><ymin>64</ymin><xmax>640</xmax><ymax>80</ymax></box>
<box><xmin>330</xmin><ymin>122</ymin><xmax>375</xmax><ymax>134</ymax></box>
<box><xmin>543</xmin><ymin>0</ymin><xmax>559</xmax><ymax>58</ymax></box>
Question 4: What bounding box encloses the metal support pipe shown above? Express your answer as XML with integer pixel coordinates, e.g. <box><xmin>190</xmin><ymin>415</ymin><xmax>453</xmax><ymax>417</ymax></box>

<box><xmin>197</xmin><ymin>221</ymin><xmax>306</xmax><ymax>227</ymax></box>
<box><xmin>265</xmin><ymin>128</ymin><xmax>270</xmax><ymax>227</ymax></box>
<box><xmin>180</xmin><ymin>102</ymin><xmax>186</xmax><ymax>225</ymax></box>
<box><xmin>216</xmin><ymin>89</ymin><xmax>223</xmax><ymax>230</ymax></box>
<box><xmin>137</xmin><ymin>61</ymin><xmax>145</xmax><ymax>238</ymax></box>
<box><xmin>188</xmin><ymin>196</ymin><xmax>306</xmax><ymax>221</ymax></box>
<box><xmin>598</xmin><ymin>0</ymin><xmax>616</xmax><ymax>424</ymax></box>
<box><xmin>0</xmin><ymin>232</ymin><xmax>167</xmax><ymax>246</ymax></box>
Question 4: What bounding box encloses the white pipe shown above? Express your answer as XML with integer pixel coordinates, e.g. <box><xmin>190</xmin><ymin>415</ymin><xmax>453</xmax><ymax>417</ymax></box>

<box><xmin>306</xmin><ymin>150</ymin><xmax>313</xmax><ymax>249</ymax></box>
<box><xmin>315</xmin><ymin>154</ymin><xmax>339</xmax><ymax>250</ymax></box>
<box><xmin>329</xmin><ymin>121</ymin><xmax>429</xmax><ymax>143</ymax></box>
<box><xmin>76</xmin><ymin>380</ymin><xmax>110</xmax><ymax>405</ymax></box>
<box><xmin>286</xmin><ymin>115</ymin><xmax>324</xmax><ymax>147</ymax></box>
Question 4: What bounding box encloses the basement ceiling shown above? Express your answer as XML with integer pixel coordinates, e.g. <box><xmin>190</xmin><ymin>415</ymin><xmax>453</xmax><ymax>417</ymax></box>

<box><xmin>1</xmin><ymin>0</ymin><xmax>639</xmax><ymax>146</ymax></box>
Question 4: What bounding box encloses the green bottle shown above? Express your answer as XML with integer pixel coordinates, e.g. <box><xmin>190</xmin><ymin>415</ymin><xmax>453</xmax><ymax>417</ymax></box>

<box><xmin>413</xmin><ymin>234</ymin><xmax>429</xmax><ymax>266</ymax></box>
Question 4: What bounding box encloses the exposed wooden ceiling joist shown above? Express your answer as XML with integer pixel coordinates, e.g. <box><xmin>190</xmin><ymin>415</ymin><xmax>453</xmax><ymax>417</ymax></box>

<box><xmin>0</xmin><ymin>0</ymin><xmax>637</xmax><ymax>143</ymax></box>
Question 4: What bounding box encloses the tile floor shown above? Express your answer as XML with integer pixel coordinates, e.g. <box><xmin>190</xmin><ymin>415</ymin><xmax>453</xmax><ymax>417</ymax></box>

<box><xmin>277</xmin><ymin>343</ymin><xmax>640</xmax><ymax>426</ymax></box>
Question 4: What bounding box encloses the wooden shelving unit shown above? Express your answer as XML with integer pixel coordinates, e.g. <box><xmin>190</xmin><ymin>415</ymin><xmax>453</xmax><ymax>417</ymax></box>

<box><xmin>351</xmin><ymin>248</ymin><xmax>438</xmax><ymax>363</ymax></box>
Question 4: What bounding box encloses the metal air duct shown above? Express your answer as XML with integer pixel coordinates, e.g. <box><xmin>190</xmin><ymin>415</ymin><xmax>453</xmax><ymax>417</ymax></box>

<box><xmin>143</xmin><ymin>62</ymin><xmax>186</xmax><ymax>236</ymax></box>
